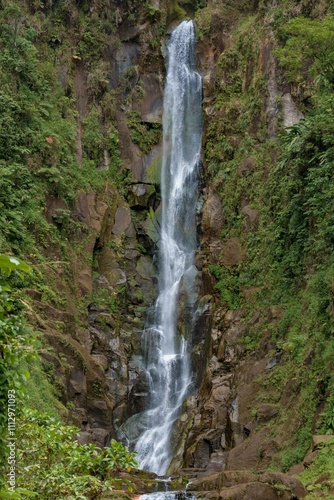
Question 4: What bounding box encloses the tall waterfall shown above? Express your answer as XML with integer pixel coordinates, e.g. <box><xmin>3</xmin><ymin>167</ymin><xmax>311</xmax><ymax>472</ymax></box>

<box><xmin>126</xmin><ymin>20</ymin><xmax>202</xmax><ymax>475</ymax></box>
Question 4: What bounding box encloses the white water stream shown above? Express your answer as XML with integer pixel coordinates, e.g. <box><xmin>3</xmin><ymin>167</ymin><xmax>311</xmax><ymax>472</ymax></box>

<box><xmin>135</xmin><ymin>20</ymin><xmax>202</xmax><ymax>475</ymax></box>
<box><xmin>139</xmin><ymin>494</ymin><xmax>196</xmax><ymax>500</ymax></box>
<box><xmin>121</xmin><ymin>20</ymin><xmax>202</xmax><ymax>478</ymax></box>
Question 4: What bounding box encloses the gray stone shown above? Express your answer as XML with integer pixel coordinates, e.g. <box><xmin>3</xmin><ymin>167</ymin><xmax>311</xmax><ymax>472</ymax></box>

<box><xmin>112</xmin><ymin>205</ymin><xmax>132</xmax><ymax>235</ymax></box>
<box><xmin>127</xmin><ymin>183</ymin><xmax>156</xmax><ymax>209</ymax></box>
<box><xmin>109</xmin><ymin>267</ymin><xmax>127</xmax><ymax>286</ymax></box>
<box><xmin>109</xmin><ymin>43</ymin><xmax>140</xmax><ymax>89</ymax></box>
<box><xmin>69</xmin><ymin>370</ymin><xmax>87</xmax><ymax>396</ymax></box>
<box><xmin>282</xmin><ymin>93</ymin><xmax>304</xmax><ymax>128</ymax></box>
<box><xmin>136</xmin><ymin>255</ymin><xmax>155</xmax><ymax>280</ymax></box>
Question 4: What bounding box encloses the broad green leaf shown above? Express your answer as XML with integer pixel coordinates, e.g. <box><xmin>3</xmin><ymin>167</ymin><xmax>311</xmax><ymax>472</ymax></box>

<box><xmin>0</xmin><ymin>255</ymin><xmax>31</xmax><ymax>276</ymax></box>
<box><xmin>0</xmin><ymin>492</ymin><xmax>22</xmax><ymax>499</ymax></box>
<box><xmin>15</xmin><ymin>490</ymin><xmax>37</xmax><ymax>498</ymax></box>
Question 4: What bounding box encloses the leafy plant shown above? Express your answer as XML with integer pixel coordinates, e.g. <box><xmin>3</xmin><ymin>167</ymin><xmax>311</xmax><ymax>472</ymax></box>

<box><xmin>209</xmin><ymin>264</ymin><xmax>242</xmax><ymax>310</ymax></box>
<box><xmin>126</xmin><ymin>111</ymin><xmax>162</xmax><ymax>155</ymax></box>
<box><xmin>0</xmin><ymin>255</ymin><xmax>36</xmax><ymax>487</ymax></box>
<box><xmin>299</xmin><ymin>438</ymin><xmax>334</xmax><ymax>498</ymax></box>
<box><xmin>276</xmin><ymin>15</ymin><xmax>334</xmax><ymax>83</ymax></box>
<box><xmin>14</xmin><ymin>409</ymin><xmax>138</xmax><ymax>499</ymax></box>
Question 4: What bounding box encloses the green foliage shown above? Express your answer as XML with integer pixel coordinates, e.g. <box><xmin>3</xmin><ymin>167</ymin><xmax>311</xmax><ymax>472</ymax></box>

<box><xmin>242</xmin><ymin>325</ymin><xmax>262</xmax><ymax>352</ymax></box>
<box><xmin>167</xmin><ymin>0</ymin><xmax>186</xmax><ymax>23</ymax></box>
<box><xmin>195</xmin><ymin>7</ymin><xmax>212</xmax><ymax>39</ymax></box>
<box><xmin>276</xmin><ymin>15</ymin><xmax>334</xmax><ymax>83</ymax></box>
<box><xmin>14</xmin><ymin>409</ymin><xmax>138</xmax><ymax>499</ymax></box>
<box><xmin>3</xmin><ymin>0</ymin><xmax>334</xmax><ymax>488</ymax></box>
<box><xmin>146</xmin><ymin>156</ymin><xmax>161</xmax><ymax>185</ymax></box>
<box><xmin>82</xmin><ymin>106</ymin><xmax>124</xmax><ymax>191</ymax></box>
<box><xmin>145</xmin><ymin>207</ymin><xmax>160</xmax><ymax>243</ymax></box>
<box><xmin>0</xmin><ymin>256</ymin><xmax>30</xmax><ymax>276</ymax></box>
<box><xmin>279</xmin><ymin>425</ymin><xmax>313</xmax><ymax>472</ymax></box>
<box><xmin>204</xmin><ymin>16</ymin><xmax>264</xmax><ymax>185</ymax></box>
<box><xmin>209</xmin><ymin>264</ymin><xmax>241</xmax><ymax>310</ymax></box>
<box><xmin>0</xmin><ymin>1</ymin><xmax>123</xmax><ymax>255</ymax></box>
<box><xmin>299</xmin><ymin>438</ymin><xmax>334</xmax><ymax>498</ymax></box>
<box><xmin>269</xmin><ymin>93</ymin><xmax>334</xmax><ymax>275</ymax></box>
<box><xmin>126</xmin><ymin>111</ymin><xmax>162</xmax><ymax>155</ymax></box>
<box><xmin>146</xmin><ymin>2</ymin><xmax>161</xmax><ymax>21</ymax></box>
<box><xmin>91</xmin><ymin>285</ymin><xmax>126</xmax><ymax>317</ymax></box>
<box><xmin>201</xmin><ymin>0</ymin><xmax>334</xmax><ymax>476</ymax></box>
<box><xmin>0</xmin><ymin>255</ymin><xmax>37</xmax><ymax>486</ymax></box>
<box><xmin>195</xmin><ymin>1</ymin><xmax>240</xmax><ymax>40</ymax></box>
<box><xmin>0</xmin><ymin>3</ymin><xmax>82</xmax><ymax>252</ymax></box>
<box><xmin>319</xmin><ymin>392</ymin><xmax>334</xmax><ymax>433</ymax></box>
<box><xmin>22</xmin><ymin>357</ymin><xmax>66</xmax><ymax>418</ymax></box>
<box><xmin>83</xmin><ymin>107</ymin><xmax>104</xmax><ymax>163</ymax></box>
<box><xmin>78</xmin><ymin>26</ymin><xmax>109</xmax><ymax>61</ymax></box>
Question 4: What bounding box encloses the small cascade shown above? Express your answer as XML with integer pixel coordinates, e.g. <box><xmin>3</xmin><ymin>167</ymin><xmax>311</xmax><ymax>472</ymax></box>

<box><xmin>121</xmin><ymin>19</ymin><xmax>202</xmax><ymax>476</ymax></box>
<box><xmin>139</xmin><ymin>494</ymin><xmax>196</xmax><ymax>500</ymax></box>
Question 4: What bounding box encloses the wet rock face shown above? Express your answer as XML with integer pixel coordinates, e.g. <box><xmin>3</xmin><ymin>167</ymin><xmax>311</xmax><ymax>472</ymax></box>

<box><xmin>180</xmin><ymin>310</ymin><xmax>238</xmax><ymax>471</ymax></box>
<box><xmin>109</xmin><ymin>42</ymin><xmax>140</xmax><ymax>90</ymax></box>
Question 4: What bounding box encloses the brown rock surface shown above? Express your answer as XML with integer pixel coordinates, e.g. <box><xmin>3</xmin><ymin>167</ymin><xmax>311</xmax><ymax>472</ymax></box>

<box><xmin>312</xmin><ymin>435</ymin><xmax>334</xmax><ymax>448</ymax></box>
<box><xmin>202</xmin><ymin>191</ymin><xmax>224</xmax><ymax>240</ymax></box>
<box><xmin>220</xmin><ymin>238</ymin><xmax>247</xmax><ymax>267</ymax></box>
<box><xmin>134</xmin><ymin>73</ymin><xmax>163</xmax><ymax>123</ymax></box>
<box><xmin>190</xmin><ymin>471</ymin><xmax>307</xmax><ymax>499</ymax></box>
<box><xmin>241</xmin><ymin>206</ymin><xmax>259</xmax><ymax>228</ymax></box>
<box><xmin>256</xmin><ymin>404</ymin><xmax>279</xmax><ymax>423</ymax></box>
<box><xmin>74</xmin><ymin>190</ymin><xmax>108</xmax><ymax>232</ymax></box>
<box><xmin>219</xmin><ymin>483</ymin><xmax>289</xmax><ymax>500</ymax></box>
<box><xmin>260</xmin><ymin>472</ymin><xmax>307</xmax><ymax>498</ymax></box>
<box><xmin>288</xmin><ymin>463</ymin><xmax>305</xmax><ymax>476</ymax></box>
<box><xmin>91</xmin><ymin>354</ymin><xmax>109</xmax><ymax>371</ymax></box>
<box><xmin>237</xmin><ymin>158</ymin><xmax>256</xmax><ymax>176</ymax></box>
<box><xmin>303</xmin><ymin>450</ymin><xmax>318</xmax><ymax>467</ymax></box>
<box><xmin>226</xmin><ymin>428</ymin><xmax>270</xmax><ymax>470</ymax></box>
<box><xmin>77</xmin><ymin>428</ymin><xmax>110</xmax><ymax>447</ymax></box>
<box><xmin>190</xmin><ymin>471</ymin><xmax>257</xmax><ymax>491</ymax></box>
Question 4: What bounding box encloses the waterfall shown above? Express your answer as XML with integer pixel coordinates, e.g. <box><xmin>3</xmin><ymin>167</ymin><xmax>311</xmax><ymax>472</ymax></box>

<box><xmin>123</xmin><ymin>20</ymin><xmax>202</xmax><ymax>476</ymax></box>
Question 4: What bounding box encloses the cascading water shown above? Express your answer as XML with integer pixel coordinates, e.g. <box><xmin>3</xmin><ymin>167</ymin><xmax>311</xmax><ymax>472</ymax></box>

<box><xmin>122</xmin><ymin>20</ymin><xmax>202</xmax><ymax>478</ymax></box>
<box><xmin>139</xmin><ymin>494</ymin><xmax>196</xmax><ymax>500</ymax></box>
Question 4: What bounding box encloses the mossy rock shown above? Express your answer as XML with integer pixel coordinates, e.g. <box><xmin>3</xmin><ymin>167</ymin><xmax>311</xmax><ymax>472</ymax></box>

<box><xmin>146</xmin><ymin>155</ymin><xmax>161</xmax><ymax>185</ymax></box>
<box><xmin>168</xmin><ymin>0</ymin><xmax>187</xmax><ymax>23</ymax></box>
